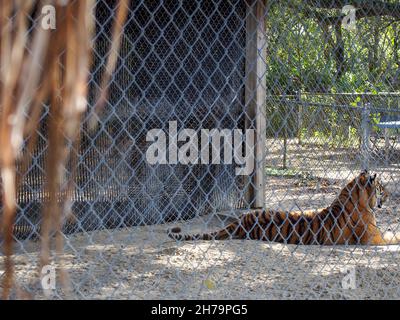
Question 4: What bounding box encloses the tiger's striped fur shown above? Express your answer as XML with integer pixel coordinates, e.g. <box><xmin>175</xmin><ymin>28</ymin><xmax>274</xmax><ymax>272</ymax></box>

<box><xmin>168</xmin><ymin>171</ymin><xmax>399</xmax><ymax>245</ymax></box>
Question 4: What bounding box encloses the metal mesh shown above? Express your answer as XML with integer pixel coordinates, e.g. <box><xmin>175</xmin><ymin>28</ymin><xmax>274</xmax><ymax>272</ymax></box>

<box><xmin>14</xmin><ymin>0</ymin><xmax>249</xmax><ymax>237</ymax></box>
<box><xmin>3</xmin><ymin>0</ymin><xmax>400</xmax><ymax>299</ymax></box>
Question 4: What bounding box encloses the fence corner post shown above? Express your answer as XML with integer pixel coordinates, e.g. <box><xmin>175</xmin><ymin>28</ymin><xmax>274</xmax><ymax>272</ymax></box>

<box><xmin>244</xmin><ymin>0</ymin><xmax>267</xmax><ymax>209</ymax></box>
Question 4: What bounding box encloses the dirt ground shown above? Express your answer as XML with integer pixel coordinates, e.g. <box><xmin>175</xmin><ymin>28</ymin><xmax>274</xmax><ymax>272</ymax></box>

<box><xmin>2</xmin><ymin>139</ymin><xmax>400</xmax><ymax>299</ymax></box>
<box><xmin>5</xmin><ymin>214</ymin><xmax>400</xmax><ymax>300</ymax></box>
<box><xmin>5</xmin><ymin>175</ymin><xmax>400</xmax><ymax>300</ymax></box>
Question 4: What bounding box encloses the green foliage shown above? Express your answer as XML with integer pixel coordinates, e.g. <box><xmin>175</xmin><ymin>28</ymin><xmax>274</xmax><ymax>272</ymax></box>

<box><xmin>265</xmin><ymin>1</ymin><xmax>400</xmax><ymax>146</ymax></box>
<box><xmin>266</xmin><ymin>3</ymin><xmax>400</xmax><ymax>94</ymax></box>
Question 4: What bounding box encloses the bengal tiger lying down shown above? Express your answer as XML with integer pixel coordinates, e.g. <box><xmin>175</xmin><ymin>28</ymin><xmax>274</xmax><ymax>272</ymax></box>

<box><xmin>168</xmin><ymin>171</ymin><xmax>400</xmax><ymax>245</ymax></box>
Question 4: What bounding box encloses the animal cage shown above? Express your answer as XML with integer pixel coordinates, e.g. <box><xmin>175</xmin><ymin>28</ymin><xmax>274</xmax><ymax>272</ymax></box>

<box><xmin>2</xmin><ymin>0</ymin><xmax>400</xmax><ymax>300</ymax></box>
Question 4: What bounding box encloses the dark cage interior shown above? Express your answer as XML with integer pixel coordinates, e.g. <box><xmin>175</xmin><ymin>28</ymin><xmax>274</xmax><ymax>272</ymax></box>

<box><xmin>12</xmin><ymin>0</ymin><xmax>249</xmax><ymax>239</ymax></box>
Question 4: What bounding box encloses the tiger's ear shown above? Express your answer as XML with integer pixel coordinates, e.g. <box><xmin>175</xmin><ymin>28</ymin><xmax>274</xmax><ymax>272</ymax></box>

<box><xmin>369</xmin><ymin>173</ymin><xmax>377</xmax><ymax>183</ymax></box>
<box><xmin>359</xmin><ymin>169</ymin><xmax>368</xmax><ymax>181</ymax></box>
<box><xmin>358</xmin><ymin>172</ymin><xmax>367</xmax><ymax>185</ymax></box>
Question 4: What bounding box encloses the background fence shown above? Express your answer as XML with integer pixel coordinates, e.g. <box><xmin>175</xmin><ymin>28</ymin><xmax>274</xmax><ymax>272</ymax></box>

<box><xmin>2</xmin><ymin>0</ymin><xmax>400</xmax><ymax>299</ymax></box>
<box><xmin>267</xmin><ymin>92</ymin><xmax>400</xmax><ymax>168</ymax></box>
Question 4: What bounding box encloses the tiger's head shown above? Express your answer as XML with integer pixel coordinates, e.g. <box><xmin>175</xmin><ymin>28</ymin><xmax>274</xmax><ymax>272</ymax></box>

<box><xmin>356</xmin><ymin>170</ymin><xmax>389</xmax><ymax>210</ymax></box>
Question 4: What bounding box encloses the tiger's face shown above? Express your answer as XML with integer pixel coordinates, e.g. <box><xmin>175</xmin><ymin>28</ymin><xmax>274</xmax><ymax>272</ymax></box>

<box><xmin>374</xmin><ymin>179</ymin><xmax>389</xmax><ymax>209</ymax></box>
<box><xmin>358</xmin><ymin>171</ymin><xmax>389</xmax><ymax>210</ymax></box>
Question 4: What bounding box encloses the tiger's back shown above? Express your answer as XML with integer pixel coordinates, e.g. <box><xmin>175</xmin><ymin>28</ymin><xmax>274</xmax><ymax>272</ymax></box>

<box><xmin>168</xmin><ymin>171</ymin><xmax>393</xmax><ymax>245</ymax></box>
<box><xmin>168</xmin><ymin>208</ymin><xmax>340</xmax><ymax>245</ymax></box>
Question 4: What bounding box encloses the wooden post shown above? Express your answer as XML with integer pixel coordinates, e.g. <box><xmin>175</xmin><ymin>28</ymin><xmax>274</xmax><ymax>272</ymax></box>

<box><xmin>244</xmin><ymin>0</ymin><xmax>267</xmax><ymax>209</ymax></box>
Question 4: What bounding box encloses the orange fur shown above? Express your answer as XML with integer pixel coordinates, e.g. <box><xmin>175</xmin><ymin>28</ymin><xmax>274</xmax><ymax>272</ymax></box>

<box><xmin>168</xmin><ymin>171</ymin><xmax>397</xmax><ymax>245</ymax></box>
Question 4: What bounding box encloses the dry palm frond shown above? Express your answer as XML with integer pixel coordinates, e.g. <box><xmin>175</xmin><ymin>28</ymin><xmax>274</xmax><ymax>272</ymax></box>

<box><xmin>0</xmin><ymin>0</ymin><xmax>129</xmax><ymax>299</ymax></box>
<box><xmin>88</xmin><ymin>0</ymin><xmax>130</xmax><ymax>131</ymax></box>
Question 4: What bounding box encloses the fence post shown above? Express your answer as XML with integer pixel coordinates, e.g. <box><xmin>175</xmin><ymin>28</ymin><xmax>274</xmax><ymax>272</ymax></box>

<box><xmin>360</xmin><ymin>100</ymin><xmax>371</xmax><ymax>170</ymax></box>
<box><xmin>282</xmin><ymin>93</ymin><xmax>287</xmax><ymax>169</ymax></box>
<box><xmin>297</xmin><ymin>90</ymin><xmax>302</xmax><ymax>145</ymax></box>
<box><xmin>384</xmin><ymin>127</ymin><xmax>389</xmax><ymax>165</ymax></box>
<box><xmin>244</xmin><ymin>0</ymin><xmax>267</xmax><ymax>209</ymax></box>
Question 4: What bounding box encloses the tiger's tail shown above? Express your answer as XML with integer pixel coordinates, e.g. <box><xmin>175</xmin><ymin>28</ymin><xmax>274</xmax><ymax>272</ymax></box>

<box><xmin>167</xmin><ymin>222</ymin><xmax>239</xmax><ymax>241</ymax></box>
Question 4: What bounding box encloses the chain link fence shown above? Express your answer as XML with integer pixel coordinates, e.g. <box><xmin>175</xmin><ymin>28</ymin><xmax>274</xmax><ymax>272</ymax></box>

<box><xmin>2</xmin><ymin>0</ymin><xmax>400</xmax><ymax>299</ymax></box>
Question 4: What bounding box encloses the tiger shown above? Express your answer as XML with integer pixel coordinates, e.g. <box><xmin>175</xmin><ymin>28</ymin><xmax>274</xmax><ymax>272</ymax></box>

<box><xmin>167</xmin><ymin>170</ymin><xmax>399</xmax><ymax>245</ymax></box>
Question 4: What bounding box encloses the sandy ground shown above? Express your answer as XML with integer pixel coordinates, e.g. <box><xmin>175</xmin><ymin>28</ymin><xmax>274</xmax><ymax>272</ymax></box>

<box><xmin>4</xmin><ymin>174</ymin><xmax>400</xmax><ymax>300</ymax></box>
<box><xmin>2</xmin><ymin>138</ymin><xmax>400</xmax><ymax>299</ymax></box>
<box><xmin>4</xmin><ymin>214</ymin><xmax>400</xmax><ymax>300</ymax></box>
